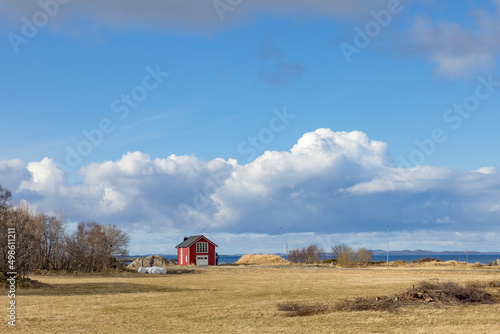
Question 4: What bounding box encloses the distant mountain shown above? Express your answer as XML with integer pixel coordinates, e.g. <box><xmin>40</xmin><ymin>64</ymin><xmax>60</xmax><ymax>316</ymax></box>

<box><xmin>370</xmin><ymin>249</ymin><xmax>500</xmax><ymax>256</ymax></box>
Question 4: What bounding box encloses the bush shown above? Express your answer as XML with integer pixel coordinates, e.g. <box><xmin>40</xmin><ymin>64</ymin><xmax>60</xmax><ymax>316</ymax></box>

<box><xmin>357</xmin><ymin>247</ymin><xmax>373</xmax><ymax>266</ymax></box>
<box><xmin>331</xmin><ymin>243</ymin><xmax>372</xmax><ymax>267</ymax></box>
<box><xmin>287</xmin><ymin>245</ymin><xmax>323</xmax><ymax>264</ymax></box>
<box><xmin>411</xmin><ymin>257</ymin><xmax>441</xmax><ymax>263</ymax></box>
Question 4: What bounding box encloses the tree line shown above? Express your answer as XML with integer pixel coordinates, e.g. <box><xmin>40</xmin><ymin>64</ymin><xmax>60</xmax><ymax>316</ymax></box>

<box><xmin>0</xmin><ymin>185</ymin><xmax>130</xmax><ymax>278</ymax></box>
<box><xmin>287</xmin><ymin>243</ymin><xmax>373</xmax><ymax>267</ymax></box>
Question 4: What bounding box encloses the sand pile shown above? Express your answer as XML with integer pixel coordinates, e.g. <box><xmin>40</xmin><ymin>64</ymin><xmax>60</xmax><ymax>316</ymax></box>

<box><xmin>235</xmin><ymin>254</ymin><xmax>289</xmax><ymax>265</ymax></box>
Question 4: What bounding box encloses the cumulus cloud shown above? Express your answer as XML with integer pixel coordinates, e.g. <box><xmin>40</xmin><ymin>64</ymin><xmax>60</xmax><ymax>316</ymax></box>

<box><xmin>2</xmin><ymin>128</ymin><xmax>500</xmax><ymax>249</ymax></box>
<box><xmin>407</xmin><ymin>1</ymin><xmax>500</xmax><ymax>77</ymax></box>
<box><xmin>0</xmin><ymin>159</ymin><xmax>31</xmax><ymax>191</ymax></box>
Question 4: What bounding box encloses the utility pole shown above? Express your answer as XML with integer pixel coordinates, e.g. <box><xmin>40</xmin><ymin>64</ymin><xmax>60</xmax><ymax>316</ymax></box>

<box><xmin>386</xmin><ymin>225</ymin><xmax>389</xmax><ymax>270</ymax></box>
<box><xmin>280</xmin><ymin>227</ymin><xmax>283</xmax><ymax>269</ymax></box>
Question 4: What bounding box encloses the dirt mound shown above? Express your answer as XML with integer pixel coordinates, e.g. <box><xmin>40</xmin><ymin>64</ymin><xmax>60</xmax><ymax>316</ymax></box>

<box><xmin>127</xmin><ymin>255</ymin><xmax>176</xmax><ymax>269</ymax></box>
<box><xmin>235</xmin><ymin>254</ymin><xmax>289</xmax><ymax>265</ymax></box>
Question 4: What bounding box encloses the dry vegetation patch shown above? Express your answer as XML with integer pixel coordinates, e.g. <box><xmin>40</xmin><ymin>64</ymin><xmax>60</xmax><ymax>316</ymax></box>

<box><xmin>1</xmin><ymin>277</ymin><xmax>48</xmax><ymax>290</ymax></box>
<box><xmin>17</xmin><ymin>268</ymin><xmax>500</xmax><ymax>333</ymax></box>
<box><xmin>277</xmin><ymin>301</ymin><xmax>329</xmax><ymax>316</ymax></box>
<box><xmin>235</xmin><ymin>254</ymin><xmax>289</xmax><ymax>265</ymax></box>
<box><xmin>278</xmin><ymin>280</ymin><xmax>500</xmax><ymax>316</ymax></box>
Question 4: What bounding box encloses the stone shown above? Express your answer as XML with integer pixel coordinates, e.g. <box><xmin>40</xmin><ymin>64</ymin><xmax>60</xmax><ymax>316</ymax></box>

<box><xmin>127</xmin><ymin>255</ymin><xmax>175</xmax><ymax>269</ymax></box>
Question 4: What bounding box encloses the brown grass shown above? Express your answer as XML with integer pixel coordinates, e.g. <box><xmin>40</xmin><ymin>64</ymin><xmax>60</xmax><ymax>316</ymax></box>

<box><xmin>235</xmin><ymin>254</ymin><xmax>289</xmax><ymax>265</ymax></box>
<box><xmin>332</xmin><ymin>296</ymin><xmax>397</xmax><ymax>312</ymax></box>
<box><xmin>279</xmin><ymin>280</ymin><xmax>499</xmax><ymax>316</ymax></box>
<box><xmin>8</xmin><ymin>266</ymin><xmax>500</xmax><ymax>333</ymax></box>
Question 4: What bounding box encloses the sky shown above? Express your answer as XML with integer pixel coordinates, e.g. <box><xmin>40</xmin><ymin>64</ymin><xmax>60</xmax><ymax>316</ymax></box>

<box><xmin>1</xmin><ymin>0</ymin><xmax>500</xmax><ymax>254</ymax></box>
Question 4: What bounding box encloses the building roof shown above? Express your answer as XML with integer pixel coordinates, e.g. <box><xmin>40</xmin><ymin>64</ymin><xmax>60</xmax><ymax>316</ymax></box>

<box><xmin>175</xmin><ymin>235</ymin><xmax>218</xmax><ymax>248</ymax></box>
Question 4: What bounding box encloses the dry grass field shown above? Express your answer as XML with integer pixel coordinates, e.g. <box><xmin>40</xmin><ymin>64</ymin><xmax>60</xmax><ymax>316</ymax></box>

<box><xmin>4</xmin><ymin>265</ymin><xmax>500</xmax><ymax>333</ymax></box>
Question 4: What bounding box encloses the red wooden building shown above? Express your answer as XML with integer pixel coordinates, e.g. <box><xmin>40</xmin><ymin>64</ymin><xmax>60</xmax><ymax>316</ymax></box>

<box><xmin>176</xmin><ymin>235</ymin><xmax>218</xmax><ymax>266</ymax></box>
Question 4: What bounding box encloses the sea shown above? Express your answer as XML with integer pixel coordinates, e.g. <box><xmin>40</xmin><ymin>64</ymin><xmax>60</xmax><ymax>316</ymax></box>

<box><xmin>133</xmin><ymin>253</ymin><xmax>500</xmax><ymax>265</ymax></box>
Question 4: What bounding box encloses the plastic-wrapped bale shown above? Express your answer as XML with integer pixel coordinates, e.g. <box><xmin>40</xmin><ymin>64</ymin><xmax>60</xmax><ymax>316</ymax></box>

<box><xmin>147</xmin><ymin>266</ymin><xmax>159</xmax><ymax>274</ymax></box>
<box><xmin>155</xmin><ymin>267</ymin><xmax>167</xmax><ymax>274</ymax></box>
<box><xmin>138</xmin><ymin>267</ymin><xmax>148</xmax><ymax>274</ymax></box>
<box><xmin>147</xmin><ymin>266</ymin><xmax>167</xmax><ymax>274</ymax></box>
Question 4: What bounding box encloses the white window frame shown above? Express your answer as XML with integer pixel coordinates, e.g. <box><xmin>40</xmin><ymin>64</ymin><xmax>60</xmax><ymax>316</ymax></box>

<box><xmin>196</xmin><ymin>242</ymin><xmax>208</xmax><ymax>253</ymax></box>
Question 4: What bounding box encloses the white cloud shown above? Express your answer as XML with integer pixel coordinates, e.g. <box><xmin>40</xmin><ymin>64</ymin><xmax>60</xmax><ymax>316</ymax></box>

<box><xmin>0</xmin><ymin>0</ymin><xmax>389</xmax><ymax>33</ymax></box>
<box><xmin>408</xmin><ymin>2</ymin><xmax>500</xmax><ymax>77</ymax></box>
<box><xmin>0</xmin><ymin>159</ymin><xmax>31</xmax><ymax>191</ymax></box>
<box><xmin>1</xmin><ymin>128</ymin><xmax>500</xmax><ymax>252</ymax></box>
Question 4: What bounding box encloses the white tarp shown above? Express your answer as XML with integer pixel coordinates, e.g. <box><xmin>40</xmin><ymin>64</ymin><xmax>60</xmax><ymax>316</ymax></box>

<box><xmin>138</xmin><ymin>266</ymin><xmax>167</xmax><ymax>274</ymax></box>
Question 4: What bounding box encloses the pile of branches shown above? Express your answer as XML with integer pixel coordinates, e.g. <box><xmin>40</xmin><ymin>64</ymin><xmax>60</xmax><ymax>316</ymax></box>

<box><xmin>277</xmin><ymin>280</ymin><xmax>500</xmax><ymax>316</ymax></box>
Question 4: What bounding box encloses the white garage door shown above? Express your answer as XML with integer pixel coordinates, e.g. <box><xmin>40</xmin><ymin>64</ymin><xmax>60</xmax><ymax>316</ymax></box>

<box><xmin>196</xmin><ymin>255</ymin><xmax>208</xmax><ymax>266</ymax></box>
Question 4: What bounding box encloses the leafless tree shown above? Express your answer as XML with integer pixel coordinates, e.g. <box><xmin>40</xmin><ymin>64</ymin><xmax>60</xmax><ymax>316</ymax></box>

<box><xmin>331</xmin><ymin>243</ymin><xmax>373</xmax><ymax>267</ymax></box>
<box><xmin>287</xmin><ymin>244</ymin><xmax>323</xmax><ymax>263</ymax></box>
<box><xmin>65</xmin><ymin>222</ymin><xmax>130</xmax><ymax>272</ymax></box>
<box><xmin>103</xmin><ymin>224</ymin><xmax>131</xmax><ymax>259</ymax></box>
<box><xmin>357</xmin><ymin>247</ymin><xmax>373</xmax><ymax>267</ymax></box>
<box><xmin>0</xmin><ymin>185</ymin><xmax>12</xmax><ymax>210</ymax></box>
<box><xmin>0</xmin><ymin>185</ymin><xmax>130</xmax><ymax>274</ymax></box>
<box><xmin>35</xmin><ymin>213</ymin><xmax>66</xmax><ymax>270</ymax></box>
<box><xmin>0</xmin><ymin>203</ymin><xmax>40</xmax><ymax>277</ymax></box>
<box><xmin>331</xmin><ymin>243</ymin><xmax>356</xmax><ymax>267</ymax></box>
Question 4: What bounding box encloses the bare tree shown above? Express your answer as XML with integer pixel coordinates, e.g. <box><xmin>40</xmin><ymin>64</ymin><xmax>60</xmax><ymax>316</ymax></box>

<box><xmin>0</xmin><ymin>184</ymin><xmax>12</xmax><ymax>210</ymax></box>
<box><xmin>287</xmin><ymin>244</ymin><xmax>323</xmax><ymax>263</ymax></box>
<box><xmin>65</xmin><ymin>222</ymin><xmax>130</xmax><ymax>272</ymax></box>
<box><xmin>36</xmin><ymin>213</ymin><xmax>66</xmax><ymax>270</ymax></box>
<box><xmin>331</xmin><ymin>243</ymin><xmax>355</xmax><ymax>267</ymax></box>
<box><xmin>357</xmin><ymin>247</ymin><xmax>373</xmax><ymax>267</ymax></box>
<box><xmin>331</xmin><ymin>243</ymin><xmax>373</xmax><ymax>267</ymax></box>
<box><xmin>0</xmin><ymin>184</ymin><xmax>130</xmax><ymax>274</ymax></box>
<box><xmin>287</xmin><ymin>248</ymin><xmax>301</xmax><ymax>263</ymax></box>
<box><xmin>304</xmin><ymin>244</ymin><xmax>323</xmax><ymax>263</ymax></box>
<box><xmin>0</xmin><ymin>203</ymin><xmax>41</xmax><ymax>277</ymax></box>
<box><xmin>103</xmin><ymin>224</ymin><xmax>131</xmax><ymax>258</ymax></box>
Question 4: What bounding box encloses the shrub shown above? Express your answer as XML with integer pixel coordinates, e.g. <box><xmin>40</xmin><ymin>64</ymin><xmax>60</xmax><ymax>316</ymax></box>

<box><xmin>412</xmin><ymin>257</ymin><xmax>441</xmax><ymax>263</ymax></box>
<box><xmin>331</xmin><ymin>243</ymin><xmax>372</xmax><ymax>267</ymax></box>
<box><xmin>287</xmin><ymin>245</ymin><xmax>323</xmax><ymax>264</ymax></box>
<box><xmin>357</xmin><ymin>247</ymin><xmax>373</xmax><ymax>266</ymax></box>
<box><xmin>331</xmin><ymin>243</ymin><xmax>355</xmax><ymax>267</ymax></box>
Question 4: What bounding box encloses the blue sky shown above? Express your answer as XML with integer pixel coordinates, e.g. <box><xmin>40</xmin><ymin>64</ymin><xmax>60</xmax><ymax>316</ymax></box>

<box><xmin>1</xmin><ymin>0</ymin><xmax>500</xmax><ymax>254</ymax></box>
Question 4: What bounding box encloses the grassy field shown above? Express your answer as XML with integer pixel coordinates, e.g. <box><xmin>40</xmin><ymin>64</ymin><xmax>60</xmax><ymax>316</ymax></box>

<box><xmin>5</xmin><ymin>265</ymin><xmax>500</xmax><ymax>333</ymax></box>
